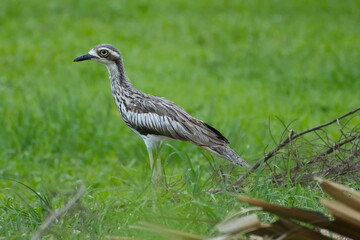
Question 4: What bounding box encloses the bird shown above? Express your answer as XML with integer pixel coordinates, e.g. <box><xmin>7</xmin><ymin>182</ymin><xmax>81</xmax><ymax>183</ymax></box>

<box><xmin>74</xmin><ymin>44</ymin><xmax>249</xmax><ymax>183</ymax></box>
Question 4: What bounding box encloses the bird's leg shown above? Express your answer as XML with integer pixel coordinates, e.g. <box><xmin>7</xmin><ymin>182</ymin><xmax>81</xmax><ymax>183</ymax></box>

<box><xmin>146</xmin><ymin>145</ymin><xmax>155</xmax><ymax>170</ymax></box>
<box><xmin>145</xmin><ymin>141</ymin><xmax>162</xmax><ymax>186</ymax></box>
<box><xmin>154</xmin><ymin>143</ymin><xmax>163</xmax><ymax>185</ymax></box>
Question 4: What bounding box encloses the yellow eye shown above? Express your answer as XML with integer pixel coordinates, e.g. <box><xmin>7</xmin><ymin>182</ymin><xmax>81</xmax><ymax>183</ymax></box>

<box><xmin>99</xmin><ymin>49</ymin><xmax>109</xmax><ymax>57</ymax></box>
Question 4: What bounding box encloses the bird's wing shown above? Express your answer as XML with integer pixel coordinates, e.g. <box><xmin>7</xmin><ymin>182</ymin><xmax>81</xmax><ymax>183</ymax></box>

<box><xmin>123</xmin><ymin>94</ymin><xmax>229</xmax><ymax>146</ymax></box>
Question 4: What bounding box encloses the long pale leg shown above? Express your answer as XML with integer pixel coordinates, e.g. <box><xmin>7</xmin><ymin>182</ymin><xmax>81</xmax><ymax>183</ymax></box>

<box><xmin>146</xmin><ymin>145</ymin><xmax>155</xmax><ymax>170</ymax></box>
<box><xmin>154</xmin><ymin>144</ymin><xmax>162</xmax><ymax>185</ymax></box>
<box><xmin>145</xmin><ymin>141</ymin><xmax>162</xmax><ymax>186</ymax></box>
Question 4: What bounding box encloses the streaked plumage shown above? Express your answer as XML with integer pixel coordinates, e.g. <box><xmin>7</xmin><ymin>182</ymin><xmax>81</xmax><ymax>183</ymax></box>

<box><xmin>74</xmin><ymin>44</ymin><xmax>249</xmax><ymax>175</ymax></box>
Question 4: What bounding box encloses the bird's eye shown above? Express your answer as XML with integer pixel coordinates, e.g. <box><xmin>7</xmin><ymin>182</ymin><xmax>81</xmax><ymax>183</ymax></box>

<box><xmin>99</xmin><ymin>49</ymin><xmax>109</xmax><ymax>57</ymax></box>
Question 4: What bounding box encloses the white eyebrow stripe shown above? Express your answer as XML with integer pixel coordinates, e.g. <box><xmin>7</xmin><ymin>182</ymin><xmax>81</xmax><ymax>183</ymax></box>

<box><xmin>111</xmin><ymin>51</ymin><xmax>120</xmax><ymax>58</ymax></box>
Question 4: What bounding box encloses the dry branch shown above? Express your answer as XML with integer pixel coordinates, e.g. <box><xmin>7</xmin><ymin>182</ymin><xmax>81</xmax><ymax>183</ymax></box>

<box><xmin>234</xmin><ymin>107</ymin><xmax>360</xmax><ymax>187</ymax></box>
<box><xmin>298</xmin><ymin>155</ymin><xmax>360</xmax><ymax>184</ymax></box>
<box><xmin>272</xmin><ymin>134</ymin><xmax>360</xmax><ymax>184</ymax></box>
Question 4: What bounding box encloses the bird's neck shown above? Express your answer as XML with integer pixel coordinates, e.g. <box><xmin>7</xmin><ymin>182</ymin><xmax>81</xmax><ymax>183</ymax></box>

<box><xmin>106</xmin><ymin>59</ymin><xmax>133</xmax><ymax>91</ymax></box>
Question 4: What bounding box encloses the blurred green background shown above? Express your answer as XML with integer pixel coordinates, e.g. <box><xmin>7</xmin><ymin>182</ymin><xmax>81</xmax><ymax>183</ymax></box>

<box><xmin>0</xmin><ymin>0</ymin><xmax>359</xmax><ymax>239</ymax></box>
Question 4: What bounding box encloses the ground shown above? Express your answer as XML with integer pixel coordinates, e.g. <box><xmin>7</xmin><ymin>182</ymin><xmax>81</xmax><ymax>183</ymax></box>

<box><xmin>0</xmin><ymin>0</ymin><xmax>359</xmax><ymax>239</ymax></box>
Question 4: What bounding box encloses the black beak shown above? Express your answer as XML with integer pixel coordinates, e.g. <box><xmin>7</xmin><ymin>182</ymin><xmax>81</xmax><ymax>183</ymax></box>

<box><xmin>73</xmin><ymin>53</ymin><xmax>98</xmax><ymax>62</ymax></box>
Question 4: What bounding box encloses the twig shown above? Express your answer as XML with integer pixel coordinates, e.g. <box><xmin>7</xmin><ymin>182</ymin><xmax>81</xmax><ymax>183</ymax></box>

<box><xmin>298</xmin><ymin>149</ymin><xmax>360</xmax><ymax>184</ymax></box>
<box><xmin>271</xmin><ymin>132</ymin><xmax>360</xmax><ymax>183</ymax></box>
<box><xmin>234</xmin><ymin>107</ymin><xmax>360</xmax><ymax>187</ymax></box>
<box><xmin>32</xmin><ymin>183</ymin><xmax>86</xmax><ymax>240</ymax></box>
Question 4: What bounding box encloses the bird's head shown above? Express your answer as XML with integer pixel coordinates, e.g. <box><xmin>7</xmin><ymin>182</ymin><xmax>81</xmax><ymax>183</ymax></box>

<box><xmin>73</xmin><ymin>44</ymin><xmax>121</xmax><ymax>65</ymax></box>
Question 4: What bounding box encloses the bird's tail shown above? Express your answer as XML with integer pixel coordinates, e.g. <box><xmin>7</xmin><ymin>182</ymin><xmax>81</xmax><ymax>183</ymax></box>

<box><xmin>209</xmin><ymin>145</ymin><xmax>250</xmax><ymax>168</ymax></box>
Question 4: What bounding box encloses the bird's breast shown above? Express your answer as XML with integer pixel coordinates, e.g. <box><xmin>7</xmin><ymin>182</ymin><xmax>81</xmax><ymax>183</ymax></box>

<box><xmin>112</xmin><ymin>92</ymin><xmax>130</xmax><ymax>124</ymax></box>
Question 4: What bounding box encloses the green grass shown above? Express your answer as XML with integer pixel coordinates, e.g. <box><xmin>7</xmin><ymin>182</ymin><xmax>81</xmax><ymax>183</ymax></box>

<box><xmin>0</xmin><ymin>0</ymin><xmax>359</xmax><ymax>239</ymax></box>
